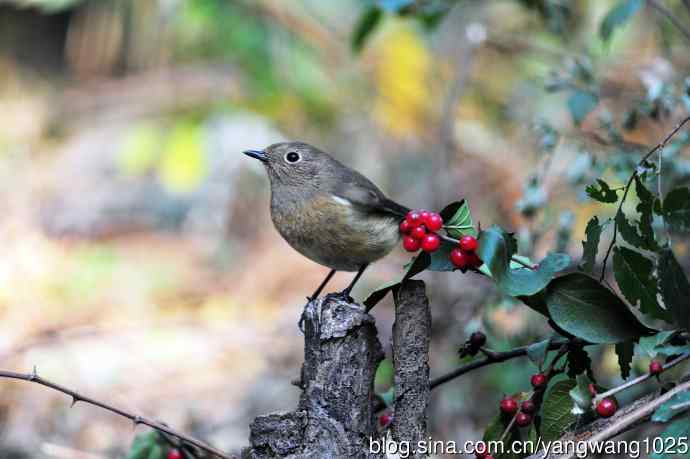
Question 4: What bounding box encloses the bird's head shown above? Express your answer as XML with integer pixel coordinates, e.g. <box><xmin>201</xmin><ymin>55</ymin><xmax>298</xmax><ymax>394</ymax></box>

<box><xmin>244</xmin><ymin>141</ymin><xmax>328</xmax><ymax>187</ymax></box>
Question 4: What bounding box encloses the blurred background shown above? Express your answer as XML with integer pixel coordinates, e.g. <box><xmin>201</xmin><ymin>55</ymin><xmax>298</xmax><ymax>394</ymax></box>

<box><xmin>0</xmin><ymin>0</ymin><xmax>689</xmax><ymax>457</ymax></box>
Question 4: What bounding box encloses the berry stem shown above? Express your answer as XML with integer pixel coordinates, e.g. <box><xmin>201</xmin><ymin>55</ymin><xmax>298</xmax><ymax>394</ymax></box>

<box><xmin>592</xmin><ymin>353</ymin><xmax>690</xmax><ymax>408</ymax></box>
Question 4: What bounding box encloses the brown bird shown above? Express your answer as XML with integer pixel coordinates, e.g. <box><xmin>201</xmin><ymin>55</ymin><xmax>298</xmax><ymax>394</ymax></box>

<box><xmin>244</xmin><ymin>142</ymin><xmax>408</xmax><ymax>300</ymax></box>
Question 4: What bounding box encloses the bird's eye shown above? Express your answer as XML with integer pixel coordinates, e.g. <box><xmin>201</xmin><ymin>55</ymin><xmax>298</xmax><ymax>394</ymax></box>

<box><xmin>285</xmin><ymin>152</ymin><xmax>301</xmax><ymax>163</ymax></box>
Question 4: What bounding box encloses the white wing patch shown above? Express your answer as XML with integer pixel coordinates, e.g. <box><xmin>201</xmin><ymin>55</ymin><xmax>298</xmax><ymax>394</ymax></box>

<box><xmin>331</xmin><ymin>195</ymin><xmax>352</xmax><ymax>207</ymax></box>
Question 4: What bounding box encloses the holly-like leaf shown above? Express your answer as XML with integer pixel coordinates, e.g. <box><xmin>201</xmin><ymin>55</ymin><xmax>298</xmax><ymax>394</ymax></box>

<box><xmin>658</xmin><ymin>248</ymin><xmax>690</xmax><ymax>331</ymax></box>
<box><xmin>615</xmin><ymin>340</ymin><xmax>634</xmax><ymax>379</ymax></box>
<box><xmin>569</xmin><ymin>373</ymin><xmax>594</xmax><ymax>415</ymax></box>
<box><xmin>634</xmin><ymin>176</ymin><xmax>658</xmax><ymax>249</ymax></box>
<box><xmin>527</xmin><ymin>339</ymin><xmax>551</xmax><ymax>370</ymax></box>
<box><xmin>599</xmin><ymin>0</ymin><xmax>644</xmax><ymax>42</ymax></box>
<box><xmin>541</xmin><ymin>379</ymin><xmax>577</xmax><ymax>441</ymax></box>
<box><xmin>442</xmin><ymin>200</ymin><xmax>476</xmax><ymax>238</ymax></box>
<box><xmin>613</xmin><ymin>246</ymin><xmax>668</xmax><ymax>321</ymax></box>
<box><xmin>352</xmin><ymin>7</ymin><xmax>382</xmax><ymax>53</ymax></box>
<box><xmin>586</xmin><ymin>179</ymin><xmax>619</xmax><ymax>203</ymax></box>
<box><xmin>662</xmin><ymin>187</ymin><xmax>690</xmax><ymax>233</ymax></box>
<box><xmin>568</xmin><ymin>90</ymin><xmax>598</xmax><ymax>126</ymax></box>
<box><xmin>580</xmin><ymin>216</ymin><xmax>602</xmax><ymax>274</ymax></box>
<box><xmin>545</xmin><ymin>273</ymin><xmax>653</xmax><ymax>344</ymax></box>
<box><xmin>477</xmin><ymin>226</ymin><xmax>570</xmax><ymax>297</ymax></box>
<box><xmin>638</xmin><ymin>330</ymin><xmax>679</xmax><ymax>358</ymax></box>
<box><xmin>653</xmin><ymin>392</ymin><xmax>690</xmax><ymax>423</ymax></box>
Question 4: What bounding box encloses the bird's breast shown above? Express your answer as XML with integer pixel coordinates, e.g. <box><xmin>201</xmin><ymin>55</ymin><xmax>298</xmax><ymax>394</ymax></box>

<box><xmin>270</xmin><ymin>194</ymin><xmax>400</xmax><ymax>271</ymax></box>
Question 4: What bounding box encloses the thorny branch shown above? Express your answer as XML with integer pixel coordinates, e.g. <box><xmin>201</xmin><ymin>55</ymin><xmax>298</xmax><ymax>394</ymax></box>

<box><xmin>599</xmin><ymin>116</ymin><xmax>690</xmax><ymax>282</ymax></box>
<box><xmin>0</xmin><ymin>368</ymin><xmax>234</xmax><ymax>459</ymax></box>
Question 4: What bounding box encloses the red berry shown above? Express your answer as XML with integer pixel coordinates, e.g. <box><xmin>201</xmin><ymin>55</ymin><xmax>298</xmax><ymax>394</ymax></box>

<box><xmin>167</xmin><ymin>450</ymin><xmax>182</xmax><ymax>459</ymax></box>
<box><xmin>421</xmin><ymin>233</ymin><xmax>441</xmax><ymax>252</ymax></box>
<box><xmin>516</xmin><ymin>412</ymin><xmax>532</xmax><ymax>427</ymax></box>
<box><xmin>531</xmin><ymin>373</ymin><xmax>547</xmax><ymax>390</ymax></box>
<box><xmin>450</xmin><ymin>248</ymin><xmax>468</xmax><ymax>269</ymax></box>
<box><xmin>650</xmin><ymin>360</ymin><xmax>663</xmax><ymax>376</ymax></box>
<box><xmin>419</xmin><ymin>210</ymin><xmax>431</xmax><ymax>222</ymax></box>
<box><xmin>399</xmin><ymin>220</ymin><xmax>412</xmax><ymax>234</ymax></box>
<box><xmin>425</xmin><ymin>212</ymin><xmax>443</xmax><ymax>232</ymax></box>
<box><xmin>411</xmin><ymin>225</ymin><xmax>427</xmax><ymax>240</ymax></box>
<box><xmin>459</xmin><ymin>235</ymin><xmax>478</xmax><ymax>252</ymax></box>
<box><xmin>500</xmin><ymin>396</ymin><xmax>519</xmax><ymax>415</ymax></box>
<box><xmin>596</xmin><ymin>398</ymin><xmax>617</xmax><ymax>418</ymax></box>
<box><xmin>379</xmin><ymin>413</ymin><xmax>393</xmax><ymax>427</ymax></box>
<box><xmin>406</xmin><ymin>210</ymin><xmax>423</xmax><ymax>227</ymax></box>
<box><xmin>467</xmin><ymin>252</ymin><xmax>483</xmax><ymax>269</ymax></box>
<box><xmin>402</xmin><ymin>236</ymin><xmax>420</xmax><ymax>252</ymax></box>
<box><xmin>474</xmin><ymin>441</ymin><xmax>488</xmax><ymax>458</ymax></box>
<box><xmin>521</xmin><ymin>399</ymin><xmax>536</xmax><ymax>414</ymax></box>
<box><xmin>485</xmin><ymin>456</ymin><xmax>495</xmax><ymax>459</ymax></box>
<box><xmin>470</xmin><ymin>331</ymin><xmax>487</xmax><ymax>348</ymax></box>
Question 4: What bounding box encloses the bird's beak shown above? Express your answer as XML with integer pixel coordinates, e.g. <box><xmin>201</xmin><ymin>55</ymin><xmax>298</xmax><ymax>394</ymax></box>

<box><xmin>243</xmin><ymin>149</ymin><xmax>268</xmax><ymax>163</ymax></box>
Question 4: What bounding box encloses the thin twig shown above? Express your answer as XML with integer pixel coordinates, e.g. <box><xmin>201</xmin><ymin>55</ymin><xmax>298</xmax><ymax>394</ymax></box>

<box><xmin>0</xmin><ymin>368</ymin><xmax>233</xmax><ymax>459</ymax></box>
<box><xmin>648</xmin><ymin>0</ymin><xmax>690</xmax><ymax>43</ymax></box>
<box><xmin>592</xmin><ymin>353</ymin><xmax>690</xmax><ymax>406</ymax></box>
<box><xmin>599</xmin><ymin>116</ymin><xmax>690</xmax><ymax>282</ymax></box>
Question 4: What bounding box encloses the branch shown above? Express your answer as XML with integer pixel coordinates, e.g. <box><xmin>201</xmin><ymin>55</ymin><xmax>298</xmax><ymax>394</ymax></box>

<box><xmin>0</xmin><ymin>368</ymin><xmax>233</xmax><ymax>459</ymax></box>
<box><xmin>391</xmin><ymin>280</ymin><xmax>431</xmax><ymax>458</ymax></box>
<box><xmin>648</xmin><ymin>0</ymin><xmax>690</xmax><ymax>43</ymax></box>
<box><xmin>599</xmin><ymin>116</ymin><xmax>690</xmax><ymax>281</ymax></box>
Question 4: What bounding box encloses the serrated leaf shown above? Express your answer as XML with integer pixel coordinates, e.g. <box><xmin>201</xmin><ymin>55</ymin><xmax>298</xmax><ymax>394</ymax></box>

<box><xmin>542</xmin><ymin>379</ymin><xmax>577</xmax><ymax>441</ymax></box>
<box><xmin>586</xmin><ymin>179</ymin><xmax>619</xmax><ymax>203</ymax></box>
<box><xmin>527</xmin><ymin>339</ymin><xmax>551</xmax><ymax>369</ymax></box>
<box><xmin>634</xmin><ymin>176</ymin><xmax>658</xmax><ymax>249</ymax></box>
<box><xmin>658</xmin><ymin>249</ymin><xmax>690</xmax><ymax>331</ymax></box>
<box><xmin>650</xmin><ymin>415</ymin><xmax>690</xmax><ymax>459</ymax></box>
<box><xmin>545</xmin><ymin>273</ymin><xmax>653</xmax><ymax>344</ymax></box>
<box><xmin>653</xmin><ymin>392</ymin><xmax>690</xmax><ymax>423</ymax></box>
<box><xmin>615</xmin><ymin>340</ymin><xmax>634</xmax><ymax>379</ymax></box>
<box><xmin>477</xmin><ymin>226</ymin><xmax>570</xmax><ymax>297</ymax></box>
<box><xmin>568</xmin><ymin>90</ymin><xmax>598</xmax><ymax>126</ymax></box>
<box><xmin>352</xmin><ymin>7</ymin><xmax>382</xmax><ymax>53</ymax></box>
<box><xmin>569</xmin><ymin>374</ymin><xmax>594</xmax><ymax>415</ymax></box>
<box><xmin>442</xmin><ymin>200</ymin><xmax>476</xmax><ymax>238</ymax></box>
<box><xmin>613</xmin><ymin>246</ymin><xmax>668</xmax><ymax>321</ymax></box>
<box><xmin>662</xmin><ymin>187</ymin><xmax>690</xmax><ymax>233</ymax></box>
<box><xmin>599</xmin><ymin>0</ymin><xmax>643</xmax><ymax>42</ymax></box>
<box><xmin>580</xmin><ymin>216</ymin><xmax>602</xmax><ymax>274</ymax></box>
<box><xmin>638</xmin><ymin>330</ymin><xmax>679</xmax><ymax>358</ymax></box>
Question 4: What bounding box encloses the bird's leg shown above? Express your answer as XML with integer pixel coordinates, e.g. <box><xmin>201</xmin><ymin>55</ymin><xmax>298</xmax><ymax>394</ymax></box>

<box><xmin>299</xmin><ymin>269</ymin><xmax>337</xmax><ymax>332</ymax></box>
<box><xmin>338</xmin><ymin>264</ymin><xmax>369</xmax><ymax>301</ymax></box>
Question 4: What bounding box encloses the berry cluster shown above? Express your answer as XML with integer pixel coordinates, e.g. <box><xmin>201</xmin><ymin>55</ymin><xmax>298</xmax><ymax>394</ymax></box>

<box><xmin>400</xmin><ymin>210</ymin><xmax>443</xmax><ymax>253</ymax></box>
<box><xmin>497</xmin><ymin>371</ymin><xmax>550</xmax><ymax>429</ymax></box>
<box><xmin>450</xmin><ymin>235</ymin><xmax>482</xmax><ymax>271</ymax></box>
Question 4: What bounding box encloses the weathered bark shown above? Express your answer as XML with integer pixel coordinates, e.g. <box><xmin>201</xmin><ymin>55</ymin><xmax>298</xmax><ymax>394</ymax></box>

<box><xmin>391</xmin><ymin>280</ymin><xmax>431</xmax><ymax>458</ymax></box>
<box><xmin>243</xmin><ymin>293</ymin><xmax>385</xmax><ymax>458</ymax></box>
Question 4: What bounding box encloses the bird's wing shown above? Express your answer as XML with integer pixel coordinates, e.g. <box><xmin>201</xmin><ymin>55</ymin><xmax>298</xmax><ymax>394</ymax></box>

<box><xmin>333</xmin><ymin>171</ymin><xmax>409</xmax><ymax>218</ymax></box>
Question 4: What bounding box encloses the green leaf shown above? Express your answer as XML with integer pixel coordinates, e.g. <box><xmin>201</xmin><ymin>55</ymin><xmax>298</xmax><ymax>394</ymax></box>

<box><xmin>569</xmin><ymin>374</ymin><xmax>594</xmax><ymax>415</ymax></box>
<box><xmin>427</xmin><ymin>240</ymin><xmax>457</xmax><ymax>272</ymax></box>
<box><xmin>541</xmin><ymin>379</ymin><xmax>577</xmax><ymax>441</ymax></box>
<box><xmin>568</xmin><ymin>90</ymin><xmax>598</xmax><ymax>126</ymax></box>
<box><xmin>599</xmin><ymin>0</ymin><xmax>643</xmax><ymax>42</ymax></box>
<box><xmin>653</xmin><ymin>392</ymin><xmax>690</xmax><ymax>423</ymax></box>
<box><xmin>658</xmin><ymin>248</ymin><xmax>690</xmax><ymax>331</ymax></box>
<box><xmin>527</xmin><ymin>339</ymin><xmax>551</xmax><ymax>370</ymax></box>
<box><xmin>650</xmin><ymin>415</ymin><xmax>690</xmax><ymax>459</ymax></box>
<box><xmin>545</xmin><ymin>273</ymin><xmax>653</xmax><ymax>344</ymax></box>
<box><xmin>379</xmin><ymin>387</ymin><xmax>395</xmax><ymax>407</ymax></box>
<box><xmin>586</xmin><ymin>179</ymin><xmax>619</xmax><ymax>203</ymax></box>
<box><xmin>615</xmin><ymin>209</ymin><xmax>653</xmax><ymax>250</ymax></box>
<box><xmin>441</xmin><ymin>200</ymin><xmax>476</xmax><ymax>238</ymax></box>
<box><xmin>148</xmin><ymin>444</ymin><xmax>163</xmax><ymax>459</ymax></box>
<box><xmin>477</xmin><ymin>226</ymin><xmax>570</xmax><ymax>297</ymax></box>
<box><xmin>613</xmin><ymin>246</ymin><xmax>668</xmax><ymax>321</ymax></box>
<box><xmin>352</xmin><ymin>7</ymin><xmax>382</xmax><ymax>53</ymax></box>
<box><xmin>483</xmin><ymin>414</ymin><xmax>523</xmax><ymax>459</ymax></box>
<box><xmin>566</xmin><ymin>345</ymin><xmax>592</xmax><ymax>378</ymax></box>
<box><xmin>662</xmin><ymin>187</ymin><xmax>690</xmax><ymax>233</ymax></box>
<box><xmin>634</xmin><ymin>176</ymin><xmax>658</xmax><ymax>249</ymax></box>
<box><xmin>127</xmin><ymin>432</ymin><xmax>158</xmax><ymax>459</ymax></box>
<box><xmin>615</xmin><ymin>340</ymin><xmax>634</xmax><ymax>379</ymax></box>
<box><xmin>638</xmin><ymin>330</ymin><xmax>679</xmax><ymax>358</ymax></box>
<box><xmin>580</xmin><ymin>216</ymin><xmax>602</xmax><ymax>274</ymax></box>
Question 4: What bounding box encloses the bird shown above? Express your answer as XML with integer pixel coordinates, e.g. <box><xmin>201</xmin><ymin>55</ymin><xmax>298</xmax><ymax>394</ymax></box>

<box><xmin>244</xmin><ymin>141</ymin><xmax>409</xmax><ymax>302</ymax></box>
